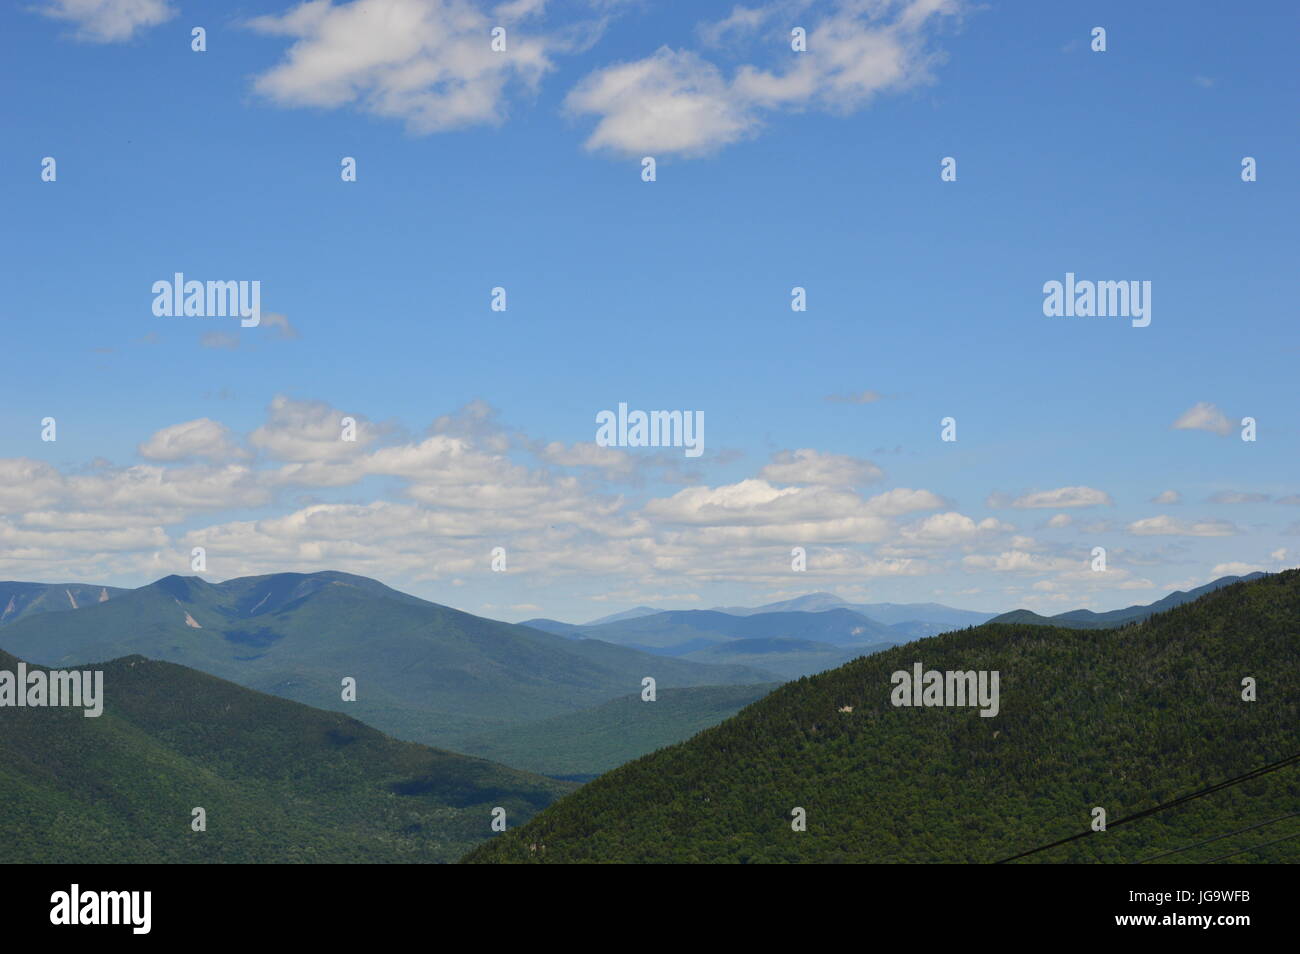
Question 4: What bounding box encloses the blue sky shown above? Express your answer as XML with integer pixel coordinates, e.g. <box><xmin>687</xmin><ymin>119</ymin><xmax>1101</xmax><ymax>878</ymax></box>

<box><xmin>2</xmin><ymin>0</ymin><xmax>1297</xmax><ymax>623</ymax></box>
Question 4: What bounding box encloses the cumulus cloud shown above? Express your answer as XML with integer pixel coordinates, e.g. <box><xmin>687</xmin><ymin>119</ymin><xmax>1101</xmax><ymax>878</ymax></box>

<box><xmin>36</xmin><ymin>0</ymin><xmax>174</xmax><ymax>43</ymax></box>
<box><xmin>0</xmin><ymin>456</ymin><xmax>269</xmax><ymax>532</ymax></box>
<box><xmin>0</xmin><ymin>517</ymin><xmax>168</xmax><ymax>555</ymax></box>
<box><xmin>696</xmin><ymin>4</ymin><xmax>774</xmax><ymax>47</ymax></box>
<box><xmin>247</xmin><ymin>0</ymin><xmax>557</xmax><ymax>134</ymax></box>
<box><xmin>961</xmin><ymin>550</ymin><xmax>1081</xmax><ymax>574</ymax></box>
<box><xmin>989</xmin><ymin>486</ymin><xmax>1113</xmax><ymax>509</ymax></box>
<box><xmin>647</xmin><ymin>479</ymin><xmax>822</xmax><ymax>524</ymax></box>
<box><xmin>861</xmin><ymin>487</ymin><xmax>949</xmax><ymax>516</ymax></box>
<box><xmin>138</xmin><ymin>419</ymin><xmax>250</xmax><ymax>463</ymax></box>
<box><xmin>899</xmin><ymin>512</ymin><xmax>1012</xmax><ymax>545</ymax></box>
<box><xmin>1151</xmin><ymin>489</ymin><xmax>1181</xmax><ymax>505</ymax></box>
<box><xmin>566</xmin><ymin>47</ymin><xmax>756</xmax><ymax>155</ymax></box>
<box><xmin>1127</xmin><ymin>515</ymin><xmax>1238</xmax><ymax>537</ymax></box>
<box><xmin>538</xmin><ymin>440</ymin><xmax>636</xmax><ymax>479</ymax></box>
<box><xmin>1209</xmin><ymin>561</ymin><xmax>1265</xmax><ymax>577</ymax></box>
<box><xmin>757</xmin><ymin>448</ymin><xmax>883</xmax><ymax>486</ymax></box>
<box><xmin>1172</xmin><ymin>401</ymin><xmax>1232</xmax><ymax>437</ymax></box>
<box><xmin>641</xmin><ymin>480</ymin><xmax>944</xmax><ymax>546</ymax></box>
<box><xmin>248</xmin><ymin>395</ymin><xmax>381</xmax><ymax>461</ymax></box>
<box><xmin>566</xmin><ymin>0</ymin><xmax>966</xmax><ymax>156</ymax></box>
<box><xmin>2</xmin><ymin>389</ymin><xmax>1282</xmax><ymax>610</ymax></box>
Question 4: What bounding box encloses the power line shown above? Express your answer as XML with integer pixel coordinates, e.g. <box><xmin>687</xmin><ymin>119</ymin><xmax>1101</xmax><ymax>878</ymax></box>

<box><xmin>1134</xmin><ymin>812</ymin><xmax>1300</xmax><ymax>864</ymax></box>
<box><xmin>992</xmin><ymin>751</ymin><xmax>1300</xmax><ymax>864</ymax></box>
<box><xmin>1203</xmin><ymin>829</ymin><xmax>1300</xmax><ymax>864</ymax></box>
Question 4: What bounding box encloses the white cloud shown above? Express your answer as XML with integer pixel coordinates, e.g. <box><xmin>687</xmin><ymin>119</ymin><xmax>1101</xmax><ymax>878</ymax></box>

<box><xmin>991</xmin><ymin>486</ymin><xmax>1112</xmax><ymax>509</ymax></box>
<box><xmin>1151</xmin><ymin>489</ymin><xmax>1180</xmax><ymax>505</ymax></box>
<box><xmin>1127</xmin><ymin>516</ymin><xmax>1238</xmax><ymax>537</ymax></box>
<box><xmin>646</xmin><ymin>479</ymin><xmax>817</xmax><ymax>524</ymax></box>
<box><xmin>4</xmin><ymin>389</ymin><xmax>1284</xmax><ymax>610</ymax></box>
<box><xmin>899</xmin><ymin>512</ymin><xmax>1011</xmax><ymax>545</ymax></box>
<box><xmin>641</xmin><ymin>481</ymin><xmax>946</xmax><ymax>547</ymax></box>
<box><xmin>0</xmin><ymin>517</ymin><xmax>167</xmax><ymax>554</ymax></box>
<box><xmin>1172</xmin><ymin>401</ymin><xmax>1232</xmax><ymax>437</ymax></box>
<box><xmin>566</xmin><ymin>0</ymin><xmax>966</xmax><ymax>156</ymax></box>
<box><xmin>0</xmin><ymin>455</ymin><xmax>270</xmax><ymax>518</ymax></box>
<box><xmin>566</xmin><ymin>47</ymin><xmax>757</xmax><ymax>156</ymax></box>
<box><xmin>962</xmin><ymin>550</ymin><xmax>1079</xmax><ymax>574</ymax></box>
<box><xmin>247</xmin><ymin>0</ymin><xmax>555</xmax><ymax>134</ymax></box>
<box><xmin>862</xmin><ymin>487</ymin><xmax>948</xmax><ymax>516</ymax></box>
<box><xmin>758</xmin><ymin>448</ymin><xmax>883</xmax><ymax>486</ymax></box>
<box><xmin>696</xmin><ymin>4</ymin><xmax>773</xmax><ymax>47</ymax></box>
<box><xmin>1209</xmin><ymin>561</ymin><xmax>1265</xmax><ymax>577</ymax></box>
<box><xmin>249</xmin><ymin>395</ymin><xmax>381</xmax><ymax>461</ymax></box>
<box><xmin>68</xmin><ymin>465</ymin><xmax>270</xmax><ymax>515</ymax></box>
<box><xmin>138</xmin><ymin>419</ymin><xmax>250</xmax><ymax>463</ymax></box>
<box><xmin>0</xmin><ymin>399</ymin><xmax>918</xmax><ymax>586</ymax></box>
<box><xmin>36</xmin><ymin>0</ymin><xmax>174</xmax><ymax>43</ymax></box>
<box><xmin>538</xmin><ymin>441</ymin><xmax>636</xmax><ymax>479</ymax></box>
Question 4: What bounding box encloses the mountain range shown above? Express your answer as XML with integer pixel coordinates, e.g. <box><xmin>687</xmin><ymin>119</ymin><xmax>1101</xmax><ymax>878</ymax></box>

<box><xmin>708</xmin><ymin>592</ymin><xmax>997</xmax><ymax>627</ymax></box>
<box><xmin>525</xmin><ymin>599</ymin><xmax>997</xmax><ymax>679</ymax></box>
<box><xmin>0</xmin><ymin>647</ymin><xmax>571</xmax><ymax>863</ymax></box>
<box><xmin>537</xmin><ymin>579</ymin><xmax>1269</xmax><ymax>680</ymax></box>
<box><xmin>0</xmin><ymin>581</ymin><xmax>126</xmax><ymax>626</ymax></box>
<box><xmin>0</xmin><ymin>571</ymin><xmax>775</xmax><ymax>774</ymax></box>
<box><xmin>988</xmin><ymin>573</ymin><xmax>1267</xmax><ymax>629</ymax></box>
<box><xmin>465</xmin><ymin>570</ymin><xmax>1300</xmax><ymax>863</ymax></box>
<box><xmin>584</xmin><ymin>605</ymin><xmax>664</xmax><ymax>626</ymax></box>
<box><xmin>2</xmin><ymin>570</ymin><xmax>1274</xmax><ymax>792</ymax></box>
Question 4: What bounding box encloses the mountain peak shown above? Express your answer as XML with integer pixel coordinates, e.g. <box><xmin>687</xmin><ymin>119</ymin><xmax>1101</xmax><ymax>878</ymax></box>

<box><xmin>583</xmin><ymin>605</ymin><xmax>665</xmax><ymax>626</ymax></box>
<box><xmin>148</xmin><ymin>574</ymin><xmax>211</xmax><ymax>601</ymax></box>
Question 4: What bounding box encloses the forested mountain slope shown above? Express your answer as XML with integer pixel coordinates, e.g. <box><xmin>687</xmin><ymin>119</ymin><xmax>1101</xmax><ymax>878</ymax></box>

<box><xmin>465</xmin><ymin>571</ymin><xmax>1299</xmax><ymax>863</ymax></box>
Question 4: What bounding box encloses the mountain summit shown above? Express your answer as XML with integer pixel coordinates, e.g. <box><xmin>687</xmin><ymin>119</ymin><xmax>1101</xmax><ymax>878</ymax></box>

<box><xmin>0</xmin><ymin>571</ymin><xmax>774</xmax><ymax>762</ymax></box>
